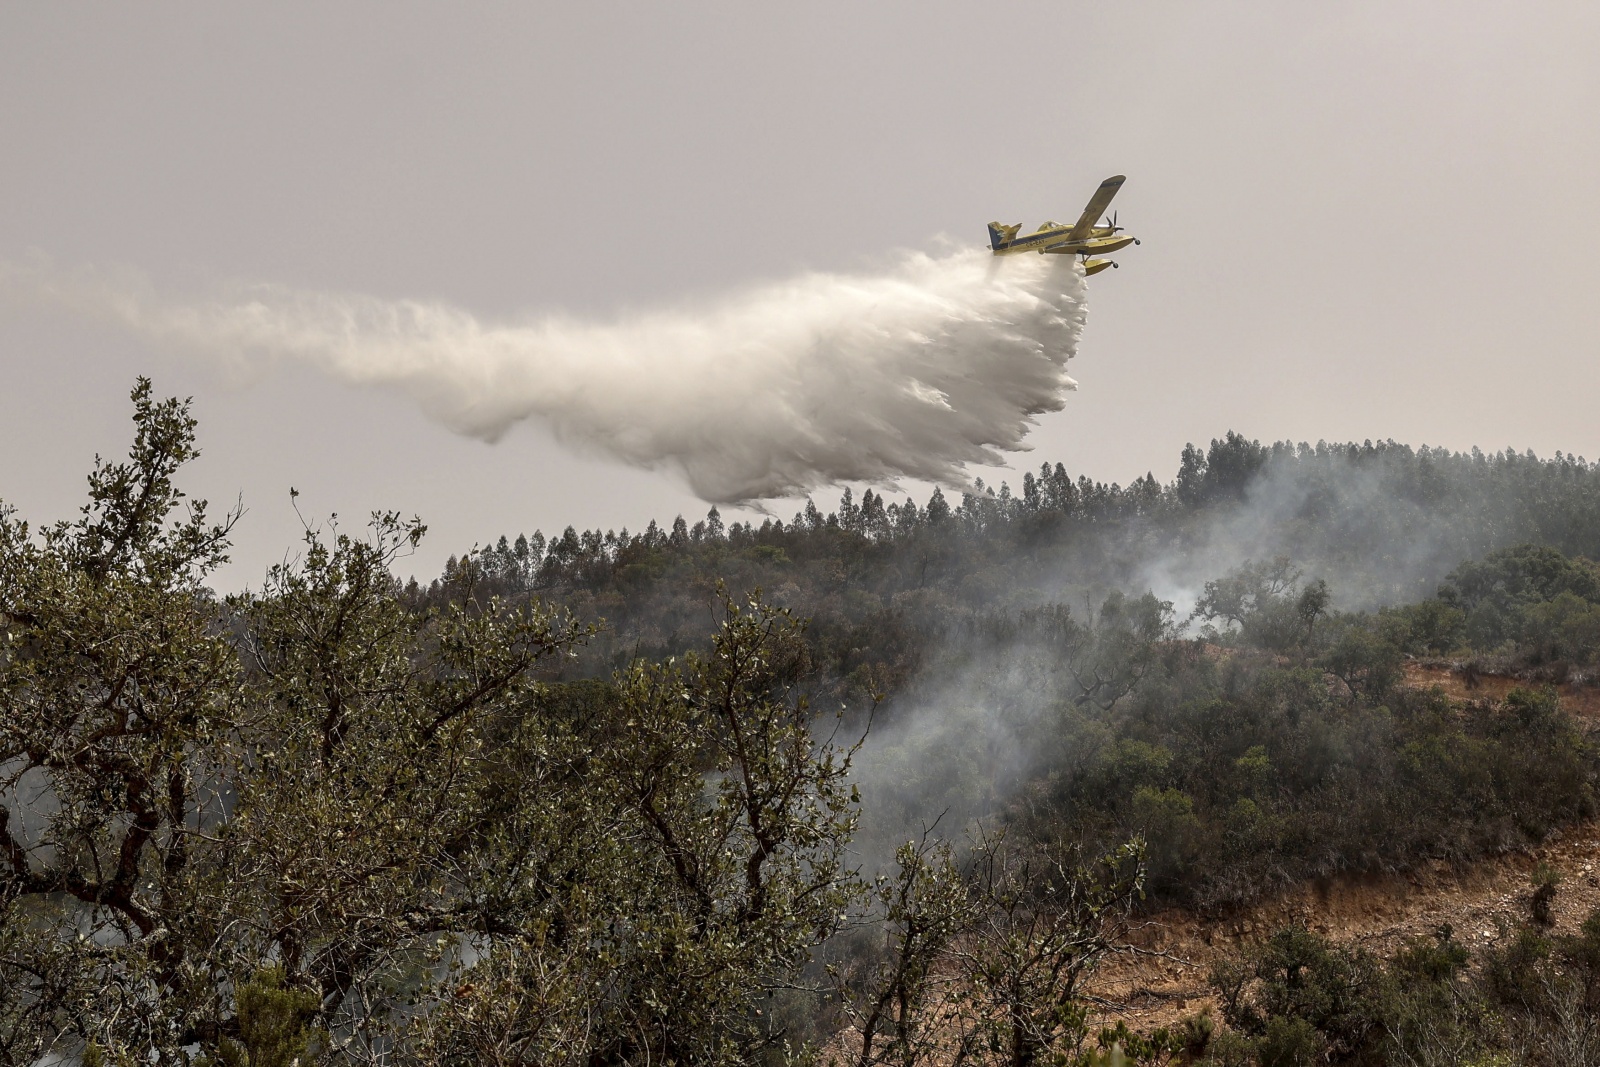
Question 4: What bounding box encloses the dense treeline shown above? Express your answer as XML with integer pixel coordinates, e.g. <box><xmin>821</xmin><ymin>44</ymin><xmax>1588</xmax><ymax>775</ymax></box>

<box><xmin>434</xmin><ymin>429</ymin><xmax>1600</xmax><ymax>913</ymax></box>
<box><xmin>432</xmin><ymin>430</ymin><xmax>1600</xmax><ymax>685</ymax></box>
<box><xmin>6</xmin><ymin>384</ymin><xmax>1600</xmax><ymax>1065</ymax></box>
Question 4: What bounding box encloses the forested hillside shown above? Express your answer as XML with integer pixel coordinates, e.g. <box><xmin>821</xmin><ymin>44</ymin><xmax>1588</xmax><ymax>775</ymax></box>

<box><xmin>435</xmin><ymin>430</ymin><xmax>1600</xmax><ymax>684</ymax></box>
<box><xmin>5</xmin><ymin>386</ymin><xmax>1600</xmax><ymax>1065</ymax></box>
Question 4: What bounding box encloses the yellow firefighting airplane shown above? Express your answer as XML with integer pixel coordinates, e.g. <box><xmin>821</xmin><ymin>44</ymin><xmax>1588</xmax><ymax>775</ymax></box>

<box><xmin>987</xmin><ymin>175</ymin><xmax>1139</xmax><ymax>276</ymax></box>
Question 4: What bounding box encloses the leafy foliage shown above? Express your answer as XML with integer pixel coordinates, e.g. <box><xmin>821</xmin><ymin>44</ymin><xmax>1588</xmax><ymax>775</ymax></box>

<box><xmin>8</xmin><ymin>387</ymin><xmax>1600</xmax><ymax>1062</ymax></box>
<box><xmin>1206</xmin><ymin>912</ymin><xmax>1600</xmax><ymax>1067</ymax></box>
<box><xmin>0</xmin><ymin>386</ymin><xmax>881</xmax><ymax>1064</ymax></box>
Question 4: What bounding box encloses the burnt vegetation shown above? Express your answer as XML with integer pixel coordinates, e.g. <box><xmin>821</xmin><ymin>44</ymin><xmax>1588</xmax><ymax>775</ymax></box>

<box><xmin>5</xmin><ymin>386</ymin><xmax>1600</xmax><ymax>1064</ymax></box>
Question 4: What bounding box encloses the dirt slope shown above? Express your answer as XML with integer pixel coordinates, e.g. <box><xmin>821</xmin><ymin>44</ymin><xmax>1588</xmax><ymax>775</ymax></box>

<box><xmin>1090</xmin><ymin>667</ymin><xmax>1600</xmax><ymax>1032</ymax></box>
<box><xmin>1403</xmin><ymin>663</ymin><xmax>1600</xmax><ymax>717</ymax></box>
<box><xmin>1090</xmin><ymin>827</ymin><xmax>1600</xmax><ymax>1030</ymax></box>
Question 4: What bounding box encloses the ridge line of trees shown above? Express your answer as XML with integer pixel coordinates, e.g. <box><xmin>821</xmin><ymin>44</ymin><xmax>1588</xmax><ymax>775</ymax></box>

<box><xmin>444</xmin><ymin>432</ymin><xmax>1600</xmax><ymax>598</ymax></box>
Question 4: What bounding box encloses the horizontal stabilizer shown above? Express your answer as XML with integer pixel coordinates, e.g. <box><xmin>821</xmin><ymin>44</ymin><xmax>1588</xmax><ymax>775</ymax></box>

<box><xmin>987</xmin><ymin>221</ymin><xmax>1021</xmax><ymax>251</ymax></box>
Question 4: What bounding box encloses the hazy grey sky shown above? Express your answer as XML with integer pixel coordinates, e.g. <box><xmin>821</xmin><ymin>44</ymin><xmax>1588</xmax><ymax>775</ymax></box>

<box><xmin>3</xmin><ymin>3</ymin><xmax>1597</xmax><ymax>589</ymax></box>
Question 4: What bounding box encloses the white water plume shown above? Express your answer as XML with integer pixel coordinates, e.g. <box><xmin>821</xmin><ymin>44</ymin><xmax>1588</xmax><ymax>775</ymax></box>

<box><xmin>5</xmin><ymin>251</ymin><xmax>1088</xmax><ymax>504</ymax></box>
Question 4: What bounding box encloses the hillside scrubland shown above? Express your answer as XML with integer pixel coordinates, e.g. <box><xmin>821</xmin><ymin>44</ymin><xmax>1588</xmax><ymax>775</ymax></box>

<box><xmin>5</xmin><ymin>383</ymin><xmax>1600</xmax><ymax>1065</ymax></box>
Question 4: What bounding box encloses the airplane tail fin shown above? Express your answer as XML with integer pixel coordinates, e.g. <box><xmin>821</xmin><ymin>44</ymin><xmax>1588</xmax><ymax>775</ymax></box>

<box><xmin>987</xmin><ymin>222</ymin><xmax>1020</xmax><ymax>251</ymax></box>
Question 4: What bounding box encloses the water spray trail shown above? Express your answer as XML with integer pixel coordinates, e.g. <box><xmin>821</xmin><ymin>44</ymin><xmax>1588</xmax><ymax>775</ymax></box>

<box><xmin>3</xmin><ymin>251</ymin><xmax>1088</xmax><ymax>504</ymax></box>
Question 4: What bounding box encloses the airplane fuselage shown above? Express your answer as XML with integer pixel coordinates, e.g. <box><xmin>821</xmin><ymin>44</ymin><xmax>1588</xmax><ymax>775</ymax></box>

<box><xmin>992</xmin><ymin>227</ymin><xmax>1136</xmax><ymax>257</ymax></box>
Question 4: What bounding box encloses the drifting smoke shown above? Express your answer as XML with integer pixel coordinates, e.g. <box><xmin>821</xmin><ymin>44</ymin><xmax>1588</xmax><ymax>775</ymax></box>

<box><xmin>4</xmin><ymin>251</ymin><xmax>1088</xmax><ymax>504</ymax></box>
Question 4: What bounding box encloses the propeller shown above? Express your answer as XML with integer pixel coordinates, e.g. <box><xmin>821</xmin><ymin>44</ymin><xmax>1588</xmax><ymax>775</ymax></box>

<box><xmin>1106</xmin><ymin>211</ymin><xmax>1119</xmax><ymax>231</ymax></box>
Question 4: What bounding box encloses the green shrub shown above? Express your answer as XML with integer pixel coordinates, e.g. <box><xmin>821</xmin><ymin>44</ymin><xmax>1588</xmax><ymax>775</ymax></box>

<box><xmin>1479</xmin><ymin>927</ymin><xmax>1553</xmax><ymax>1011</ymax></box>
<box><xmin>1531</xmin><ymin>863</ymin><xmax>1561</xmax><ymax>926</ymax></box>
<box><xmin>200</xmin><ymin>968</ymin><xmax>322</xmax><ymax>1067</ymax></box>
<box><xmin>1196</xmin><ymin>1028</ymin><xmax>1254</xmax><ymax>1067</ymax></box>
<box><xmin>1256</xmin><ymin>1015</ymin><xmax>1323</xmax><ymax>1067</ymax></box>
<box><xmin>1391</xmin><ymin>926</ymin><xmax>1472</xmax><ymax>984</ymax></box>
<box><xmin>1214</xmin><ymin>926</ymin><xmax>1384</xmax><ymax>1060</ymax></box>
<box><xmin>1128</xmin><ymin>786</ymin><xmax>1204</xmax><ymax>886</ymax></box>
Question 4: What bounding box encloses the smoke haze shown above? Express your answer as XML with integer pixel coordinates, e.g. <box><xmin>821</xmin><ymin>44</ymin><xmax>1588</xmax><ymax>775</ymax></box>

<box><xmin>4</xmin><ymin>251</ymin><xmax>1088</xmax><ymax>505</ymax></box>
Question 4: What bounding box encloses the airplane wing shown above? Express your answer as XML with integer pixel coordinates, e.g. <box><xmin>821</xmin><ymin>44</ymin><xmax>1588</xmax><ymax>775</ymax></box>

<box><xmin>1067</xmin><ymin>175</ymin><xmax>1126</xmax><ymax>241</ymax></box>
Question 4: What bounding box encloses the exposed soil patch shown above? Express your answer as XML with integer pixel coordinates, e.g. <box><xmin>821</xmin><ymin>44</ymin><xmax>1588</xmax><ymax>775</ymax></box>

<box><xmin>1403</xmin><ymin>662</ymin><xmax>1600</xmax><ymax>717</ymax></box>
<box><xmin>1089</xmin><ymin>827</ymin><xmax>1600</xmax><ymax>1034</ymax></box>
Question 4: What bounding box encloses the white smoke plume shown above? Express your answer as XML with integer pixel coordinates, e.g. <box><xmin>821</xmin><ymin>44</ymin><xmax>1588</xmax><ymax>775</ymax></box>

<box><xmin>4</xmin><ymin>251</ymin><xmax>1088</xmax><ymax>504</ymax></box>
